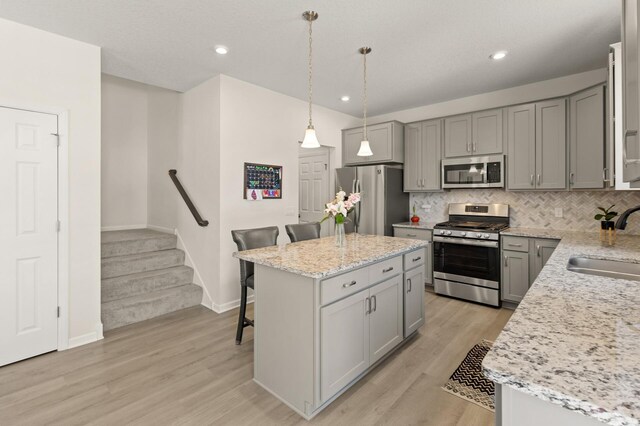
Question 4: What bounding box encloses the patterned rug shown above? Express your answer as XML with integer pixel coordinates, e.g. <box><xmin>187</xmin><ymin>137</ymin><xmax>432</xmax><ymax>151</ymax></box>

<box><xmin>442</xmin><ymin>340</ymin><xmax>495</xmax><ymax>411</ymax></box>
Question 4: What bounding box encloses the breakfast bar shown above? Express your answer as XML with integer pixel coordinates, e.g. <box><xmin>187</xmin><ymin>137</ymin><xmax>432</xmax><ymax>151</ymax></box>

<box><xmin>233</xmin><ymin>234</ymin><xmax>428</xmax><ymax>419</ymax></box>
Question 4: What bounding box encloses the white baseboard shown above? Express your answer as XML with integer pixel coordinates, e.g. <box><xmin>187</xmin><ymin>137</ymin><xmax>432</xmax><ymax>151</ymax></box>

<box><xmin>67</xmin><ymin>323</ymin><xmax>104</xmax><ymax>349</ymax></box>
<box><xmin>175</xmin><ymin>229</ymin><xmax>214</xmax><ymax>309</ymax></box>
<box><xmin>101</xmin><ymin>224</ymin><xmax>147</xmax><ymax>232</ymax></box>
<box><xmin>147</xmin><ymin>224</ymin><xmax>175</xmax><ymax>234</ymax></box>
<box><xmin>212</xmin><ymin>294</ymin><xmax>254</xmax><ymax>314</ymax></box>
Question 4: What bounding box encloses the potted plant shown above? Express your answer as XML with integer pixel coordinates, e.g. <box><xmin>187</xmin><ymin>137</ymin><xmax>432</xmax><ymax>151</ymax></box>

<box><xmin>411</xmin><ymin>202</ymin><xmax>420</xmax><ymax>223</ymax></box>
<box><xmin>594</xmin><ymin>204</ymin><xmax>618</xmax><ymax>230</ymax></box>
<box><xmin>321</xmin><ymin>190</ymin><xmax>360</xmax><ymax>247</ymax></box>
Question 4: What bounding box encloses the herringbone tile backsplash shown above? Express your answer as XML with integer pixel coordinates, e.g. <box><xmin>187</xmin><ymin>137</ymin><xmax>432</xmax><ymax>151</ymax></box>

<box><xmin>410</xmin><ymin>190</ymin><xmax>640</xmax><ymax>235</ymax></box>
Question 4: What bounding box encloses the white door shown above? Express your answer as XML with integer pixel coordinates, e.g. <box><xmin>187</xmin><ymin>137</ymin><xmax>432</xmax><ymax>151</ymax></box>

<box><xmin>299</xmin><ymin>148</ymin><xmax>330</xmax><ymax>237</ymax></box>
<box><xmin>0</xmin><ymin>107</ymin><xmax>58</xmax><ymax>366</ymax></box>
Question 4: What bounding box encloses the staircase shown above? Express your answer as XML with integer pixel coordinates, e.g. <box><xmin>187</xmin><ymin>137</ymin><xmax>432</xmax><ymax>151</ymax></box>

<box><xmin>101</xmin><ymin>229</ymin><xmax>203</xmax><ymax>331</ymax></box>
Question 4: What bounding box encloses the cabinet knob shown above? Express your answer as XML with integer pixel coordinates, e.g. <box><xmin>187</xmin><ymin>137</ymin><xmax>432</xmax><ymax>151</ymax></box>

<box><xmin>382</xmin><ymin>267</ymin><xmax>394</xmax><ymax>273</ymax></box>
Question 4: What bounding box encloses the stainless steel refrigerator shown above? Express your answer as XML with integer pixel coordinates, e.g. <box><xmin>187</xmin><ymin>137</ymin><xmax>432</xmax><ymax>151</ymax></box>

<box><xmin>335</xmin><ymin>165</ymin><xmax>409</xmax><ymax>236</ymax></box>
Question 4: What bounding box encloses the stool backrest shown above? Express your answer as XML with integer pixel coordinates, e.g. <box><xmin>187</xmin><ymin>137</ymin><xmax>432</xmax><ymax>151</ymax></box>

<box><xmin>231</xmin><ymin>226</ymin><xmax>279</xmax><ymax>285</ymax></box>
<box><xmin>285</xmin><ymin>222</ymin><xmax>321</xmax><ymax>243</ymax></box>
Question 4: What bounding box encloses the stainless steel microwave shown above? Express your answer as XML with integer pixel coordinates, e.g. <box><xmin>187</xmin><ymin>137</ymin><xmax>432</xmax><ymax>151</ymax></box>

<box><xmin>441</xmin><ymin>155</ymin><xmax>504</xmax><ymax>189</ymax></box>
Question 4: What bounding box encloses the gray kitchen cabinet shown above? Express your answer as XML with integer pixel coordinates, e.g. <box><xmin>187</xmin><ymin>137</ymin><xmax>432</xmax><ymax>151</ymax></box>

<box><xmin>622</xmin><ymin>0</ymin><xmax>640</xmax><ymax>183</ymax></box>
<box><xmin>570</xmin><ymin>86</ymin><xmax>605</xmax><ymax>189</ymax></box>
<box><xmin>404</xmin><ymin>265</ymin><xmax>425</xmax><ymax>337</ymax></box>
<box><xmin>393</xmin><ymin>227</ymin><xmax>433</xmax><ymax>285</ymax></box>
<box><xmin>536</xmin><ymin>99</ymin><xmax>567</xmax><ymax>189</ymax></box>
<box><xmin>507</xmin><ymin>100</ymin><xmax>567</xmax><ymax>190</ymax></box>
<box><xmin>507</xmin><ymin>104</ymin><xmax>536</xmax><ymax>189</ymax></box>
<box><xmin>369</xmin><ymin>275</ymin><xmax>403</xmax><ymax>364</ymax></box>
<box><xmin>502</xmin><ymin>250</ymin><xmax>530</xmax><ymax>303</ymax></box>
<box><xmin>444</xmin><ymin>114</ymin><xmax>473</xmax><ymax>157</ymax></box>
<box><xmin>472</xmin><ymin>108</ymin><xmax>503</xmax><ymax>155</ymax></box>
<box><xmin>404</xmin><ymin>120</ymin><xmax>442</xmax><ymax>191</ymax></box>
<box><xmin>320</xmin><ymin>289</ymin><xmax>369</xmax><ymax>402</ymax></box>
<box><xmin>342</xmin><ymin>121</ymin><xmax>404</xmax><ymax>166</ymax></box>
<box><xmin>530</xmin><ymin>238</ymin><xmax>560</xmax><ymax>284</ymax></box>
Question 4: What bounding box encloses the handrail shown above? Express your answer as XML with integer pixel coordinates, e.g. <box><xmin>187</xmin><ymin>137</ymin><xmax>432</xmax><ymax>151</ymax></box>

<box><xmin>168</xmin><ymin>169</ymin><xmax>209</xmax><ymax>227</ymax></box>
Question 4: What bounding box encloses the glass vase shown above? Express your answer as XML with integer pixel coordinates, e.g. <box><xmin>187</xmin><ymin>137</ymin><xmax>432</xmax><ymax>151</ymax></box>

<box><xmin>335</xmin><ymin>222</ymin><xmax>346</xmax><ymax>247</ymax></box>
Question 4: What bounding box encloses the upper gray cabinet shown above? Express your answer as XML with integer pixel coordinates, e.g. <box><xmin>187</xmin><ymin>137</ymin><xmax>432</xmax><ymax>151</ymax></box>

<box><xmin>622</xmin><ymin>0</ymin><xmax>640</xmax><ymax>183</ymax></box>
<box><xmin>569</xmin><ymin>85</ymin><xmax>605</xmax><ymax>189</ymax></box>
<box><xmin>444</xmin><ymin>109</ymin><xmax>503</xmax><ymax>158</ymax></box>
<box><xmin>507</xmin><ymin>99</ymin><xmax>567</xmax><ymax>190</ymax></box>
<box><xmin>403</xmin><ymin>119</ymin><xmax>442</xmax><ymax>192</ymax></box>
<box><xmin>342</xmin><ymin>121</ymin><xmax>404</xmax><ymax>166</ymax></box>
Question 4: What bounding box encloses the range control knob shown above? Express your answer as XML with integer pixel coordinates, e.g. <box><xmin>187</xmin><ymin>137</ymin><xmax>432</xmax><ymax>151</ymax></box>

<box><xmin>460</xmin><ymin>232</ymin><xmax>466</xmax><ymax>237</ymax></box>
<box><xmin>483</xmin><ymin>233</ymin><xmax>490</xmax><ymax>239</ymax></box>
<box><xmin>439</xmin><ymin>230</ymin><xmax>446</xmax><ymax>235</ymax></box>
<box><xmin>445</xmin><ymin>230</ymin><xmax>452</xmax><ymax>236</ymax></box>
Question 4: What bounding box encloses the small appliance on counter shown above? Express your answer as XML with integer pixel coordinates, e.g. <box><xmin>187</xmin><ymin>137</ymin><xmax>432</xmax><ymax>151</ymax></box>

<box><xmin>433</xmin><ymin>203</ymin><xmax>510</xmax><ymax>307</ymax></box>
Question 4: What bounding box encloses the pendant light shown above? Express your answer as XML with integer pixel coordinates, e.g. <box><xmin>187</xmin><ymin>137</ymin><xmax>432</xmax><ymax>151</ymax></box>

<box><xmin>301</xmin><ymin>11</ymin><xmax>321</xmax><ymax>149</ymax></box>
<box><xmin>357</xmin><ymin>47</ymin><xmax>374</xmax><ymax>156</ymax></box>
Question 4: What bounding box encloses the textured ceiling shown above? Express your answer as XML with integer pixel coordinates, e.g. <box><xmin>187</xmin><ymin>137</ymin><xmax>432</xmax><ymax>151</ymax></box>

<box><xmin>0</xmin><ymin>0</ymin><xmax>621</xmax><ymax>116</ymax></box>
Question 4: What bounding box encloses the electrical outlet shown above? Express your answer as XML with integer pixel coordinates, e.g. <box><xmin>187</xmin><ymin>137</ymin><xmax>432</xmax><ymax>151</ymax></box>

<box><xmin>554</xmin><ymin>208</ymin><xmax>563</xmax><ymax>218</ymax></box>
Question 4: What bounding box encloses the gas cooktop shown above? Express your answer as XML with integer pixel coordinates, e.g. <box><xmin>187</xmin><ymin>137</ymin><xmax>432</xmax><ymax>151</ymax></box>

<box><xmin>434</xmin><ymin>221</ymin><xmax>509</xmax><ymax>232</ymax></box>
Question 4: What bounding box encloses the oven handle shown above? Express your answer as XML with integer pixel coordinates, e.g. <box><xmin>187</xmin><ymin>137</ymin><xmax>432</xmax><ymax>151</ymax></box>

<box><xmin>433</xmin><ymin>236</ymin><xmax>499</xmax><ymax>248</ymax></box>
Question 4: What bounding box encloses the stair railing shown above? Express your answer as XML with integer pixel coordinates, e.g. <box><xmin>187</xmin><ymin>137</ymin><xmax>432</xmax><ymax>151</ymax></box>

<box><xmin>169</xmin><ymin>169</ymin><xmax>209</xmax><ymax>227</ymax></box>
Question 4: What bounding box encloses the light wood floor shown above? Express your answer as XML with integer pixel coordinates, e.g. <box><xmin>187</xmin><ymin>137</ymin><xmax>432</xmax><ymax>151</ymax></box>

<box><xmin>0</xmin><ymin>291</ymin><xmax>512</xmax><ymax>425</ymax></box>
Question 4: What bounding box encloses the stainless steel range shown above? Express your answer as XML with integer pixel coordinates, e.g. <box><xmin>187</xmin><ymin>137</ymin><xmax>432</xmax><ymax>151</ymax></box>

<box><xmin>433</xmin><ymin>203</ymin><xmax>509</xmax><ymax>307</ymax></box>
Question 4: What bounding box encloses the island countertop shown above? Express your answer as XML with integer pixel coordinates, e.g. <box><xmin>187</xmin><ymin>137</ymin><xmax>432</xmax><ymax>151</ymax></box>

<box><xmin>233</xmin><ymin>234</ymin><xmax>428</xmax><ymax>279</ymax></box>
<box><xmin>482</xmin><ymin>230</ymin><xmax>640</xmax><ymax>426</ymax></box>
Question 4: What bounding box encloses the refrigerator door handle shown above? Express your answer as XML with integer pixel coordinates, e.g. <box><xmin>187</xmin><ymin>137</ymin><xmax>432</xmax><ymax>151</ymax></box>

<box><xmin>355</xmin><ymin>179</ymin><xmax>361</xmax><ymax>229</ymax></box>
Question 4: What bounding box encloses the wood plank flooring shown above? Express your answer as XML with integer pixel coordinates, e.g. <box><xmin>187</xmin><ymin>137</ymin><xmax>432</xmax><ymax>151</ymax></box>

<box><xmin>0</xmin><ymin>291</ymin><xmax>512</xmax><ymax>425</ymax></box>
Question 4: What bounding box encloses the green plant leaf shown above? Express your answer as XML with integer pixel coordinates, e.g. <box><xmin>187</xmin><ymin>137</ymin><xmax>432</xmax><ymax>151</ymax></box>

<box><xmin>594</xmin><ymin>214</ymin><xmax>604</xmax><ymax>220</ymax></box>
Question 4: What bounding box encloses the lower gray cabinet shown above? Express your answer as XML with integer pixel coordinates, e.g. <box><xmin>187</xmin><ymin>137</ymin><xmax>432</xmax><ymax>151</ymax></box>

<box><xmin>404</xmin><ymin>266</ymin><xmax>425</xmax><ymax>337</ymax></box>
<box><xmin>369</xmin><ymin>275</ymin><xmax>403</xmax><ymax>364</ymax></box>
<box><xmin>530</xmin><ymin>238</ymin><xmax>560</xmax><ymax>284</ymax></box>
<box><xmin>393</xmin><ymin>227</ymin><xmax>433</xmax><ymax>284</ymax></box>
<box><xmin>502</xmin><ymin>250</ymin><xmax>530</xmax><ymax>303</ymax></box>
<box><xmin>320</xmin><ymin>289</ymin><xmax>369</xmax><ymax>402</ymax></box>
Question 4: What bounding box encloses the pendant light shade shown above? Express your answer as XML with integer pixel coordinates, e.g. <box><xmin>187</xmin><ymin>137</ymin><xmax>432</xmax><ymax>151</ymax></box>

<box><xmin>301</xmin><ymin>11</ymin><xmax>321</xmax><ymax>149</ymax></box>
<box><xmin>357</xmin><ymin>46</ymin><xmax>373</xmax><ymax>157</ymax></box>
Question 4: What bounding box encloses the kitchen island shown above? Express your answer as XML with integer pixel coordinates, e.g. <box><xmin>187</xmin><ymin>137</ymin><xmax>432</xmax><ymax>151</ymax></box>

<box><xmin>483</xmin><ymin>230</ymin><xmax>640</xmax><ymax>426</ymax></box>
<box><xmin>233</xmin><ymin>234</ymin><xmax>428</xmax><ymax>419</ymax></box>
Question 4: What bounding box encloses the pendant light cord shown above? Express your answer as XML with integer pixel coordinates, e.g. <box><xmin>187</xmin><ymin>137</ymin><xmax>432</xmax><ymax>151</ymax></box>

<box><xmin>363</xmin><ymin>51</ymin><xmax>368</xmax><ymax>140</ymax></box>
<box><xmin>308</xmin><ymin>16</ymin><xmax>313</xmax><ymax>128</ymax></box>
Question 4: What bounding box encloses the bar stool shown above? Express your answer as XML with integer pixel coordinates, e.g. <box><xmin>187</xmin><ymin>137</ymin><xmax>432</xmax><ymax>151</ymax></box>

<box><xmin>285</xmin><ymin>222</ymin><xmax>321</xmax><ymax>242</ymax></box>
<box><xmin>231</xmin><ymin>226</ymin><xmax>279</xmax><ymax>344</ymax></box>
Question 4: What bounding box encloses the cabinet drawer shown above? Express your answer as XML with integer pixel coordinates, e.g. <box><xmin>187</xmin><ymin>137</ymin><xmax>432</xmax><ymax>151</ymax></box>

<box><xmin>394</xmin><ymin>227</ymin><xmax>432</xmax><ymax>240</ymax></box>
<box><xmin>404</xmin><ymin>248</ymin><xmax>426</xmax><ymax>270</ymax></box>
<box><xmin>369</xmin><ymin>256</ymin><xmax>403</xmax><ymax>284</ymax></box>
<box><xmin>502</xmin><ymin>236</ymin><xmax>529</xmax><ymax>252</ymax></box>
<box><xmin>321</xmin><ymin>267</ymin><xmax>369</xmax><ymax>306</ymax></box>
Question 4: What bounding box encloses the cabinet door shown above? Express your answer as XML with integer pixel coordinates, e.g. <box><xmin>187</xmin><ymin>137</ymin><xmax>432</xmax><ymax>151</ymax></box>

<box><xmin>343</xmin><ymin>128</ymin><xmax>365</xmax><ymax>166</ymax></box>
<box><xmin>320</xmin><ymin>290</ymin><xmax>369</xmax><ymax>402</ymax></box>
<box><xmin>444</xmin><ymin>114</ymin><xmax>472</xmax><ymax>158</ymax></box>
<box><xmin>622</xmin><ymin>0</ymin><xmax>640</xmax><ymax>182</ymax></box>
<box><xmin>404</xmin><ymin>267</ymin><xmax>425</xmax><ymax>337</ymax></box>
<box><xmin>404</xmin><ymin>123</ymin><xmax>422</xmax><ymax>191</ymax></box>
<box><xmin>530</xmin><ymin>239</ymin><xmax>559</xmax><ymax>284</ymax></box>
<box><xmin>367</xmin><ymin>122</ymin><xmax>394</xmax><ymax>163</ymax></box>
<box><xmin>421</xmin><ymin>120</ymin><xmax>442</xmax><ymax>190</ymax></box>
<box><xmin>425</xmin><ymin>241</ymin><xmax>433</xmax><ymax>285</ymax></box>
<box><xmin>369</xmin><ymin>276</ymin><xmax>403</xmax><ymax>364</ymax></box>
<box><xmin>536</xmin><ymin>99</ymin><xmax>567</xmax><ymax>189</ymax></box>
<box><xmin>472</xmin><ymin>109</ymin><xmax>503</xmax><ymax>155</ymax></box>
<box><xmin>570</xmin><ymin>86</ymin><xmax>605</xmax><ymax>189</ymax></box>
<box><xmin>501</xmin><ymin>250</ymin><xmax>530</xmax><ymax>303</ymax></box>
<box><xmin>507</xmin><ymin>104</ymin><xmax>536</xmax><ymax>189</ymax></box>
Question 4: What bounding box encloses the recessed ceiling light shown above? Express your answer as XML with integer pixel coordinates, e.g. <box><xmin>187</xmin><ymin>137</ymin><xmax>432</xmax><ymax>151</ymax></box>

<box><xmin>490</xmin><ymin>51</ymin><xmax>507</xmax><ymax>60</ymax></box>
<box><xmin>215</xmin><ymin>46</ymin><xmax>228</xmax><ymax>55</ymax></box>
<box><xmin>340</xmin><ymin>95</ymin><xmax>350</xmax><ymax>102</ymax></box>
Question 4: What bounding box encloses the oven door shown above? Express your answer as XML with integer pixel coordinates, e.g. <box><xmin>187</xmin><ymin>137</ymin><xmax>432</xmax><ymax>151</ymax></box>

<box><xmin>433</xmin><ymin>237</ymin><xmax>500</xmax><ymax>288</ymax></box>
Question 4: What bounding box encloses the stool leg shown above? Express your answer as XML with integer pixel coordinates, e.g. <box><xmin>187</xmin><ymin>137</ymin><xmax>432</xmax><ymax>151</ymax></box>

<box><xmin>235</xmin><ymin>285</ymin><xmax>248</xmax><ymax>345</ymax></box>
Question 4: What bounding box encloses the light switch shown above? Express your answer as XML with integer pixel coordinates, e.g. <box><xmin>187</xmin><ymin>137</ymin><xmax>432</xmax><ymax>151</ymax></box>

<box><xmin>554</xmin><ymin>208</ymin><xmax>563</xmax><ymax>218</ymax></box>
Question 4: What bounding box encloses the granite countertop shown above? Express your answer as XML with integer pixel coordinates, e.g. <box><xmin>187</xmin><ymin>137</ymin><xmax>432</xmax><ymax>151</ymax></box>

<box><xmin>392</xmin><ymin>221</ymin><xmax>439</xmax><ymax>230</ymax></box>
<box><xmin>502</xmin><ymin>227</ymin><xmax>569</xmax><ymax>240</ymax></box>
<box><xmin>483</xmin><ymin>230</ymin><xmax>640</xmax><ymax>426</ymax></box>
<box><xmin>233</xmin><ymin>234</ymin><xmax>428</xmax><ymax>279</ymax></box>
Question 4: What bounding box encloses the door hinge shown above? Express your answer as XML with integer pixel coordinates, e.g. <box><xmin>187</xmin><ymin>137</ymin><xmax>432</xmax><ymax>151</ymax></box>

<box><xmin>56</xmin><ymin>220</ymin><xmax>61</xmax><ymax>232</ymax></box>
<box><xmin>57</xmin><ymin>306</ymin><xmax>60</xmax><ymax>318</ymax></box>
<box><xmin>51</xmin><ymin>133</ymin><xmax>60</xmax><ymax>147</ymax></box>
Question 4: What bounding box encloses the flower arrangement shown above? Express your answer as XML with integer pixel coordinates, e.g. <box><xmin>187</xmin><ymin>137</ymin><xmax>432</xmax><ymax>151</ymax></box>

<box><xmin>321</xmin><ymin>190</ymin><xmax>361</xmax><ymax>224</ymax></box>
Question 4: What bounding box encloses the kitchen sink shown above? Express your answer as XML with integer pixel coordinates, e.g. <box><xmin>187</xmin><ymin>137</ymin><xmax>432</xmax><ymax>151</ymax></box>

<box><xmin>567</xmin><ymin>256</ymin><xmax>640</xmax><ymax>282</ymax></box>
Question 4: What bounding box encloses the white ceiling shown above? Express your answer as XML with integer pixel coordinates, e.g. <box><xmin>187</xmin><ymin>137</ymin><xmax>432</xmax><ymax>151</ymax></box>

<box><xmin>0</xmin><ymin>0</ymin><xmax>621</xmax><ymax>116</ymax></box>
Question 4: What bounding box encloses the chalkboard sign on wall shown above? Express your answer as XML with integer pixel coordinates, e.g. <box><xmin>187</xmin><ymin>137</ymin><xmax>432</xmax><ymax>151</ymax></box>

<box><xmin>244</xmin><ymin>162</ymin><xmax>283</xmax><ymax>200</ymax></box>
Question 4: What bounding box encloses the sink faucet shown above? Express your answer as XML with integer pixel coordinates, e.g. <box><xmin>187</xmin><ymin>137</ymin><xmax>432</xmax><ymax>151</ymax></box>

<box><xmin>615</xmin><ymin>205</ymin><xmax>640</xmax><ymax>230</ymax></box>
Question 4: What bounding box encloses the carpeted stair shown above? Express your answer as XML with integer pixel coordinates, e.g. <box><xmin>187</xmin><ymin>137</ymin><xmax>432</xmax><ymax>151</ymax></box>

<box><xmin>101</xmin><ymin>229</ymin><xmax>203</xmax><ymax>331</ymax></box>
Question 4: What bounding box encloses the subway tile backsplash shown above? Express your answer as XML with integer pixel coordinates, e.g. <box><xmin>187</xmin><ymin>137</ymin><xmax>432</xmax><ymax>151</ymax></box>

<box><xmin>410</xmin><ymin>190</ymin><xmax>640</xmax><ymax>235</ymax></box>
